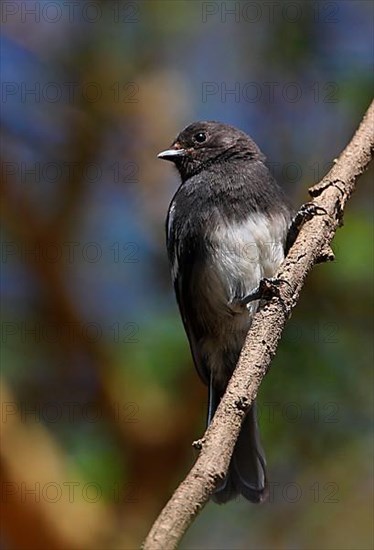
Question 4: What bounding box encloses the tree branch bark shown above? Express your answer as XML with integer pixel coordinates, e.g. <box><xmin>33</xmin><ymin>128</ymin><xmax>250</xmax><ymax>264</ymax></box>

<box><xmin>143</xmin><ymin>100</ymin><xmax>374</xmax><ymax>550</ymax></box>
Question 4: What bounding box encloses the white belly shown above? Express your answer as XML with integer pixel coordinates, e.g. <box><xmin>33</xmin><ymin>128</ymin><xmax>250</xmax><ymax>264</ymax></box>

<box><xmin>196</xmin><ymin>211</ymin><xmax>289</xmax><ymax>386</ymax></box>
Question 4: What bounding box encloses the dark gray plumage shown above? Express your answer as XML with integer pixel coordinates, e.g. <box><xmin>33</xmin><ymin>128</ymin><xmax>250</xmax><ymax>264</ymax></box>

<box><xmin>159</xmin><ymin>121</ymin><xmax>293</xmax><ymax>503</ymax></box>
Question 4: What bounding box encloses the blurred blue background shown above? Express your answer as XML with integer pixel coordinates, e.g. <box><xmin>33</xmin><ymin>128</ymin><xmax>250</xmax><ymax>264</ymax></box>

<box><xmin>1</xmin><ymin>1</ymin><xmax>373</xmax><ymax>548</ymax></box>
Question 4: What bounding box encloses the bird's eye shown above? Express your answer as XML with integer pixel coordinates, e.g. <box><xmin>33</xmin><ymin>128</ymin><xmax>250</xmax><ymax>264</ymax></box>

<box><xmin>194</xmin><ymin>132</ymin><xmax>207</xmax><ymax>143</ymax></box>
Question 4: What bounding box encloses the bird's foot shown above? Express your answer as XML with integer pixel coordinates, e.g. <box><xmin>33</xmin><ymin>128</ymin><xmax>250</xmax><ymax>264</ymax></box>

<box><xmin>286</xmin><ymin>202</ymin><xmax>328</xmax><ymax>253</ymax></box>
<box><xmin>239</xmin><ymin>277</ymin><xmax>291</xmax><ymax>305</ymax></box>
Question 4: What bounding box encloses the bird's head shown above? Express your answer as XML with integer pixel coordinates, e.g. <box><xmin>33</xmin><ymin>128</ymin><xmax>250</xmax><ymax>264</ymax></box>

<box><xmin>158</xmin><ymin>121</ymin><xmax>265</xmax><ymax>180</ymax></box>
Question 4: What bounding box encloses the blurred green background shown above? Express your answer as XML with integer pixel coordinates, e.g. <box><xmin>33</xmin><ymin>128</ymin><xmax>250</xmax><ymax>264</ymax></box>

<box><xmin>1</xmin><ymin>1</ymin><xmax>373</xmax><ymax>549</ymax></box>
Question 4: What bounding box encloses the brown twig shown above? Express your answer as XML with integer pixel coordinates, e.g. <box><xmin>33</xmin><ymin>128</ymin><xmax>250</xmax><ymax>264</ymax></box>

<box><xmin>142</xmin><ymin>100</ymin><xmax>374</xmax><ymax>550</ymax></box>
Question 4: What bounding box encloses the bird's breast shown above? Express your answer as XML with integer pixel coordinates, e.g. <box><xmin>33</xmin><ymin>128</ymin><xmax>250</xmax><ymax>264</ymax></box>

<box><xmin>207</xmin><ymin>210</ymin><xmax>288</xmax><ymax>302</ymax></box>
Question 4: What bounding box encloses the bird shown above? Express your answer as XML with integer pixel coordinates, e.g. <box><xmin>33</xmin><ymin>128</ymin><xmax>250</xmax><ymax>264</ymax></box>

<box><xmin>158</xmin><ymin>121</ymin><xmax>293</xmax><ymax>504</ymax></box>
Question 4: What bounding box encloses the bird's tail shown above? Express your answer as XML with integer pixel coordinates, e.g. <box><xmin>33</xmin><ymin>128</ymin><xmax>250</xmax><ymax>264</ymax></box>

<box><xmin>212</xmin><ymin>401</ymin><xmax>268</xmax><ymax>504</ymax></box>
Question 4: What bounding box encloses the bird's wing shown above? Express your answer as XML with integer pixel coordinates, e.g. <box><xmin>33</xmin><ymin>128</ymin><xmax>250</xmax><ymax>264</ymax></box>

<box><xmin>166</xmin><ymin>205</ymin><xmax>210</xmax><ymax>386</ymax></box>
<box><xmin>173</xmin><ymin>261</ymin><xmax>210</xmax><ymax>386</ymax></box>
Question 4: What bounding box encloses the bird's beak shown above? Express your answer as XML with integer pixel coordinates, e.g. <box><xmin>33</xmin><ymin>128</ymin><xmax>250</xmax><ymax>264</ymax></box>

<box><xmin>157</xmin><ymin>144</ymin><xmax>186</xmax><ymax>161</ymax></box>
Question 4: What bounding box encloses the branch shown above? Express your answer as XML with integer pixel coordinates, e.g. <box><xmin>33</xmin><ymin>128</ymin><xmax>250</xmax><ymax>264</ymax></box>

<box><xmin>143</xmin><ymin>100</ymin><xmax>374</xmax><ymax>550</ymax></box>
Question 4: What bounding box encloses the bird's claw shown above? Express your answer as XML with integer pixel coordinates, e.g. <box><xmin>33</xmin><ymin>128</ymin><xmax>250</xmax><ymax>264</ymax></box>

<box><xmin>297</xmin><ymin>202</ymin><xmax>327</xmax><ymax>221</ymax></box>
<box><xmin>286</xmin><ymin>202</ymin><xmax>328</xmax><ymax>253</ymax></box>
<box><xmin>240</xmin><ymin>277</ymin><xmax>290</xmax><ymax>305</ymax></box>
